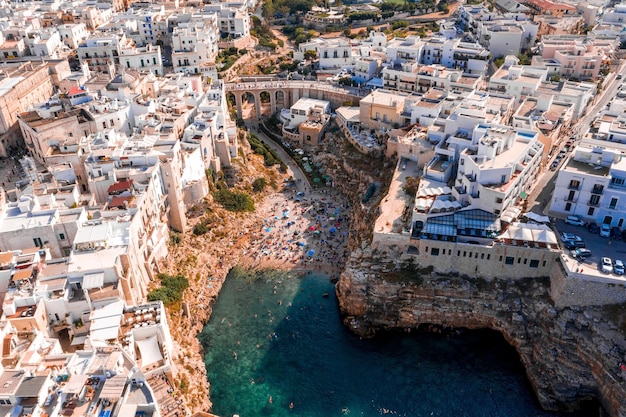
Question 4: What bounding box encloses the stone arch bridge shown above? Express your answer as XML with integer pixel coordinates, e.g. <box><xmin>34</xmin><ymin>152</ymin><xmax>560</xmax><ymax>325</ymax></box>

<box><xmin>224</xmin><ymin>80</ymin><xmax>366</xmax><ymax>119</ymax></box>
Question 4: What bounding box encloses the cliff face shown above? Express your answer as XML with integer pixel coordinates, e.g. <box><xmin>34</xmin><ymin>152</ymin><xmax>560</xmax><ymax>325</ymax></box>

<box><xmin>336</xmin><ymin>247</ymin><xmax>626</xmax><ymax>417</ymax></box>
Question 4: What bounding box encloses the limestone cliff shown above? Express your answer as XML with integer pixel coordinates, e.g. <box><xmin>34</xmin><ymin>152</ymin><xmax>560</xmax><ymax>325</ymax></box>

<box><xmin>336</xmin><ymin>247</ymin><xmax>626</xmax><ymax>417</ymax></box>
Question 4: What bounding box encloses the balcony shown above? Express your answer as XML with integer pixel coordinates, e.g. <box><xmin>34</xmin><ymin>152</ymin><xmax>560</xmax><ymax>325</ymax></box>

<box><xmin>592</xmin><ymin>186</ymin><xmax>604</xmax><ymax>195</ymax></box>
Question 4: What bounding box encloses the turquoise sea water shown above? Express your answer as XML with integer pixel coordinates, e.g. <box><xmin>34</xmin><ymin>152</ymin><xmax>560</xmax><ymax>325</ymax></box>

<box><xmin>199</xmin><ymin>268</ymin><xmax>584</xmax><ymax>417</ymax></box>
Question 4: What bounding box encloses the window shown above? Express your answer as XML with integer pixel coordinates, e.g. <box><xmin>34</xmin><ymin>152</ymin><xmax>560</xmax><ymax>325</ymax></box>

<box><xmin>589</xmin><ymin>194</ymin><xmax>600</xmax><ymax>206</ymax></box>
<box><xmin>505</xmin><ymin>256</ymin><xmax>514</xmax><ymax>265</ymax></box>
<box><xmin>59</xmin><ymin>233</ymin><xmax>65</xmax><ymax>240</ymax></box>
<box><xmin>33</xmin><ymin>238</ymin><xmax>43</xmax><ymax>247</ymax></box>
<box><xmin>567</xmin><ymin>190</ymin><xmax>575</xmax><ymax>201</ymax></box>
<box><xmin>333</xmin><ymin>51</ymin><xmax>338</xmax><ymax>58</ymax></box>
<box><xmin>569</xmin><ymin>180</ymin><xmax>580</xmax><ymax>189</ymax></box>
<box><xmin>610</xmin><ymin>198</ymin><xmax>618</xmax><ymax>210</ymax></box>
<box><xmin>588</xmin><ymin>207</ymin><xmax>595</xmax><ymax>216</ymax></box>
<box><xmin>430</xmin><ymin>248</ymin><xmax>439</xmax><ymax>256</ymax></box>
<box><xmin>592</xmin><ymin>184</ymin><xmax>604</xmax><ymax>194</ymax></box>
<box><xmin>529</xmin><ymin>259</ymin><xmax>539</xmax><ymax>268</ymax></box>
<box><xmin>565</xmin><ymin>202</ymin><xmax>572</xmax><ymax>211</ymax></box>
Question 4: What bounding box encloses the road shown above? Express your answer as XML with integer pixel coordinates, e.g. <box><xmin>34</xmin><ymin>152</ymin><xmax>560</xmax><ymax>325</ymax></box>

<box><xmin>526</xmin><ymin>61</ymin><xmax>626</xmax><ymax>217</ymax></box>
<box><xmin>573</xmin><ymin>60</ymin><xmax>626</xmax><ymax>140</ymax></box>
<box><xmin>250</xmin><ymin>127</ymin><xmax>312</xmax><ymax>192</ymax></box>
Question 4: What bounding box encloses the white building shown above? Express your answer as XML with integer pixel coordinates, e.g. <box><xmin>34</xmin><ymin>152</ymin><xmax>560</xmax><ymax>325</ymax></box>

<box><xmin>58</xmin><ymin>23</ymin><xmax>89</xmax><ymax>49</ymax></box>
<box><xmin>171</xmin><ymin>19</ymin><xmax>219</xmax><ymax>77</ymax></box>
<box><xmin>285</xmin><ymin>97</ymin><xmax>330</xmax><ymax>129</ymax></box>
<box><xmin>441</xmin><ymin>125</ymin><xmax>543</xmax><ymax>215</ymax></box>
<box><xmin>119</xmin><ymin>43</ymin><xmax>163</xmax><ymax>76</ymax></box>
<box><xmin>550</xmin><ymin>142</ymin><xmax>626</xmax><ymax>228</ymax></box>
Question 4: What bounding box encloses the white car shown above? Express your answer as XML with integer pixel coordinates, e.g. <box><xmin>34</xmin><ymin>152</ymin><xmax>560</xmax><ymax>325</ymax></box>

<box><xmin>564</xmin><ymin>216</ymin><xmax>585</xmax><ymax>226</ymax></box>
<box><xmin>560</xmin><ymin>232</ymin><xmax>582</xmax><ymax>243</ymax></box>
<box><xmin>601</xmin><ymin>257</ymin><xmax>613</xmax><ymax>274</ymax></box>
<box><xmin>600</xmin><ymin>224</ymin><xmax>611</xmax><ymax>238</ymax></box>
<box><xmin>614</xmin><ymin>259</ymin><xmax>625</xmax><ymax>275</ymax></box>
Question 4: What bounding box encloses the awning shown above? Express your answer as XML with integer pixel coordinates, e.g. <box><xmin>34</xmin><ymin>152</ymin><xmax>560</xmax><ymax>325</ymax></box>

<box><xmin>136</xmin><ymin>335</ymin><xmax>163</xmax><ymax>368</ymax></box>
<box><xmin>524</xmin><ymin>212</ymin><xmax>550</xmax><ymax>224</ymax></box>
<box><xmin>11</xmin><ymin>267</ymin><xmax>33</xmax><ymax>282</ymax></box>
<box><xmin>70</xmin><ymin>335</ymin><xmax>87</xmax><ymax>346</ymax></box>
<box><xmin>82</xmin><ymin>273</ymin><xmax>104</xmax><ymax>290</ymax></box>
<box><xmin>417</xmin><ymin>186</ymin><xmax>451</xmax><ymax>197</ymax></box>
<box><xmin>62</xmin><ymin>374</ymin><xmax>88</xmax><ymax>394</ymax></box>
<box><xmin>100</xmin><ymin>374</ymin><xmax>126</xmax><ymax>399</ymax></box>
<box><xmin>89</xmin><ymin>301</ymin><xmax>123</xmax><ymax>342</ymax></box>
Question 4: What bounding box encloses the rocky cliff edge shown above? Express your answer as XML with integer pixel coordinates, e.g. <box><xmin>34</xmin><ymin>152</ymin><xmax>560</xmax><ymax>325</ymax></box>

<box><xmin>336</xmin><ymin>246</ymin><xmax>626</xmax><ymax>416</ymax></box>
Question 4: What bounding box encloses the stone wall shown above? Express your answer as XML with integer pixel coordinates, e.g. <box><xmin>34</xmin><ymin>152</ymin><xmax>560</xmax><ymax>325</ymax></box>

<box><xmin>393</xmin><ymin>238</ymin><xmax>559</xmax><ymax>280</ymax></box>
<box><xmin>551</xmin><ymin>260</ymin><xmax>626</xmax><ymax>307</ymax></box>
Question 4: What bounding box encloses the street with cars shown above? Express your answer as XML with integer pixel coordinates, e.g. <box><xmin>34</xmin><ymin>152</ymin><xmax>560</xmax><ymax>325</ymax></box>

<box><xmin>557</xmin><ymin>219</ymin><xmax>626</xmax><ymax>276</ymax></box>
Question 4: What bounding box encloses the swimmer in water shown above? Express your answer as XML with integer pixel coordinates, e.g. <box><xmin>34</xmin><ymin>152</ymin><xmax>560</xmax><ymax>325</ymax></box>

<box><xmin>289</xmin><ymin>402</ymin><xmax>294</xmax><ymax>410</ymax></box>
<box><xmin>232</xmin><ymin>351</ymin><xmax>237</xmax><ymax>360</ymax></box>
<box><xmin>269</xmin><ymin>396</ymin><xmax>273</xmax><ymax>404</ymax></box>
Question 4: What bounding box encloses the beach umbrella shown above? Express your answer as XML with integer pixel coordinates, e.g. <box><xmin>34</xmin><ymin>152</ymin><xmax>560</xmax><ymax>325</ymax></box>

<box><xmin>329</xmin><ymin>216</ymin><xmax>336</xmax><ymax>220</ymax></box>
<box><xmin>314</xmin><ymin>230</ymin><xmax>321</xmax><ymax>235</ymax></box>
<box><xmin>265</xmin><ymin>227</ymin><xmax>272</xmax><ymax>232</ymax></box>
<box><xmin>309</xmin><ymin>226</ymin><xmax>316</xmax><ymax>231</ymax></box>
<box><xmin>313</xmin><ymin>178</ymin><xmax>321</xmax><ymax>183</ymax></box>
<box><xmin>298</xmin><ymin>242</ymin><xmax>306</xmax><ymax>246</ymax></box>
<box><xmin>330</xmin><ymin>227</ymin><xmax>337</xmax><ymax>233</ymax></box>
<box><xmin>307</xmin><ymin>249</ymin><xmax>315</xmax><ymax>257</ymax></box>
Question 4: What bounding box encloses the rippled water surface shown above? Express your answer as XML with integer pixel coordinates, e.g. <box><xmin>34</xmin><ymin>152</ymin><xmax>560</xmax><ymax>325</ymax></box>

<box><xmin>199</xmin><ymin>268</ymin><xmax>583</xmax><ymax>417</ymax></box>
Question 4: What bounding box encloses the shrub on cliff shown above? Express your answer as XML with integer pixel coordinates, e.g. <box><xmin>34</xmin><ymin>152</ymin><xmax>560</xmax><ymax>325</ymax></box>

<box><xmin>213</xmin><ymin>189</ymin><xmax>255</xmax><ymax>212</ymax></box>
<box><xmin>252</xmin><ymin>177</ymin><xmax>267</xmax><ymax>192</ymax></box>
<box><xmin>148</xmin><ymin>274</ymin><xmax>189</xmax><ymax>305</ymax></box>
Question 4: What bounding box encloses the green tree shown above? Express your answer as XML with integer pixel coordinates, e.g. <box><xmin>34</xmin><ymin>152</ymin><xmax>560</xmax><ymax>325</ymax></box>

<box><xmin>263</xmin><ymin>0</ymin><xmax>274</xmax><ymax>19</ymax></box>
<box><xmin>252</xmin><ymin>177</ymin><xmax>267</xmax><ymax>192</ymax></box>
<box><xmin>403</xmin><ymin>176</ymin><xmax>420</xmax><ymax>197</ymax></box>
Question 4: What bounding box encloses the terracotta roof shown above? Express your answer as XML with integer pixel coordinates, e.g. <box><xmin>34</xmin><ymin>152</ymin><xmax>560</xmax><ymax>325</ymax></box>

<box><xmin>108</xmin><ymin>196</ymin><xmax>130</xmax><ymax>209</ymax></box>
<box><xmin>68</xmin><ymin>86</ymin><xmax>86</xmax><ymax>96</ymax></box>
<box><xmin>107</xmin><ymin>179</ymin><xmax>134</xmax><ymax>194</ymax></box>
<box><xmin>12</xmin><ymin>266</ymin><xmax>33</xmax><ymax>282</ymax></box>
<box><xmin>0</xmin><ymin>252</ymin><xmax>13</xmax><ymax>265</ymax></box>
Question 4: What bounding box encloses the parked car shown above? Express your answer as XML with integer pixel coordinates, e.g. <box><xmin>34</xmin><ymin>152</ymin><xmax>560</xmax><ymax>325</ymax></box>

<box><xmin>614</xmin><ymin>259</ymin><xmax>625</xmax><ymax>275</ymax></box>
<box><xmin>565</xmin><ymin>215</ymin><xmax>585</xmax><ymax>226</ymax></box>
<box><xmin>600</xmin><ymin>224</ymin><xmax>611</xmax><ymax>238</ymax></box>
<box><xmin>561</xmin><ymin>232</ymin><xmax>583</xmax><ymax>242</ymax></box>
<box><xmin>611</xmin><ymin>227</ymin><xmax>622</xmax><ymax>240</ymax></box>
<box><xmin>601</xmin><ymin>257</ymin><xmax>613</xmax><ymax>273</ymax></box>
<box><xmin>571</xmin><ymin>248</ymin><xmax>592</xmax><ymax>259</ymax></box>
<box><xmin>587</xmin><ymin>223</ymin><xmax>599</xmax><ymax>234</ymax></box>
<box><xmin>563</xmin><ymin>240</ymin><xmax>585</xmax><ymax>249</ymax></box>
